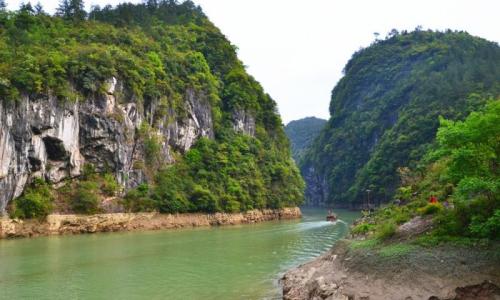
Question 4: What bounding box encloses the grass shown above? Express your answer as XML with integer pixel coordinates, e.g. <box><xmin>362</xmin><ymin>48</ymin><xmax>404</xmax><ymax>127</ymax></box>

<box><xmin>351</xmin><ymin>223</ymin><xmax>375</xmax><ymax>235</ymax></box>
<box><xmin>413</xmin><ymin>233</ymin><xmax>491</xmax><ymax>248</ymax></box>
<box><xmin>349</xmin><ymin>239</ymin><xmax>379</xmax><ymax>250</ymax></box>
<box><xmin>378</xmin><ymin>243</ymin><xmax>416</xmax><ymax>258</ymax></box>
<box><xmin>375</xmin><ymin>222</ymin><xmax>397</xmax><ymax>240</ymax></box>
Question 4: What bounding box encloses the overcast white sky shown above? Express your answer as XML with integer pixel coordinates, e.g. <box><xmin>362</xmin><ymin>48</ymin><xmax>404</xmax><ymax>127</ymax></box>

<box><xmin>7</xmin><ymin>0</ymin><xmax>500</xmax><ymax>123</ymax></box>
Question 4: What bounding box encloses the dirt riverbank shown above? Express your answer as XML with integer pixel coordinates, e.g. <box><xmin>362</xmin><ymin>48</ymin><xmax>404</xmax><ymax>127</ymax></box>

<box><xmin>282</xmin><ymin>239</ymin><xmax>500</xmax><ymax>300</ymax></box>
<box><xmin>0</xmin><ymin>207</ymin><xmax>301</xmax><ymax>239</ymax></box>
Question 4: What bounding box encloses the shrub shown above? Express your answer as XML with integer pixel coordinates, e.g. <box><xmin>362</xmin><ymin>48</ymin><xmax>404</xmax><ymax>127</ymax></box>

<box><xmin>72</xmin><ymin>181</ymin><xmax>100</xmax><ymax>214</ymax></box>
<box><xmin>221</xmin><ymin>195</ymin><xmax>241</xmax><ymax>213</ymax></box>
<box><xmin>102</xmin><ymin>173</ymin><xmax>120</xmax><ymax>196</ymax></box>
<box><xmin>11</xmin><ymin>179</ymin><xmax>53</xmax><ymax>219</ymax></box>
<box><xmin>393</xmin><ymin>211</ymin><xmax>411</xmax><ymax>225</ymax></box>
<box><xmin>469</xmin><ymin>210</ymin><xmax>500</xmax><ymax>239</ymax></box>
<box><xmin>351</xmin><ymin>223</ymin><xmax>375</xmax><ymax>235</ymax></box>
<box><xmin>418</xmin><ymin>203</ymin><xmax>443</xmax><ymax>215</ymax></box>
<box><xmin>153</xmin><ymin>167</ymin><xmax>192</xmax><ymax>213</ymax></box>
<box><xmin>190</xmin><ymin>185</ymin><xmax>220</xmax><ymax>213</ymax></box>
<box><xmin>433</xmin><ymin>209</ymin><xmax>463</xmax><ymax>236</ymax></box>
<box><xmin>123</xmin><ymin>184</ymin><xmax>155</xmax><ymax>212</ymax></box>
<box><xmin>376</xmin><ymin>221</ymin><xmax>397</xmax><ymax>240</ymax></box>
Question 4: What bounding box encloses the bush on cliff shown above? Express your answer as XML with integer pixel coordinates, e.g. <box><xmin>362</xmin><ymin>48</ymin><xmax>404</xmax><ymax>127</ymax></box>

<box><xmin>353</xmin><ymin>100</ymin><xmax>500</xmax><ymax>242</ymax></box>
<box><xmin>10</xmin><ymin>179</ymin><xmax>53</xmax><ymax>219</ymax></box>
<box><xmin>151</xmin><ymin>135</ymin><xmax>304</xmax><ymax>213</ymax></box>
<box><xmin>72</xmin><ymin>181</ymin><xmax>101</xmax><ymax>214</ymax></box>
<box><xmin>122</xmin><ymin>184</ymin><xmax>155</xmax><ymax>213</ymax></box>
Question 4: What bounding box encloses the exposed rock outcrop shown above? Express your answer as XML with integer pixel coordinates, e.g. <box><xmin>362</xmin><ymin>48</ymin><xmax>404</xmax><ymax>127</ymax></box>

<box><xmin>302</xmin><ymin>165</ymin><xmax>329</xmax><ymax>207</ymax></box>
<box><xmin>0</xmin><ymin>207</ymin><xmax>301</xmax><ymax>239</ymax></box>
<box><xmin>282</xmin><ymin>240</ymin><xmax>500</xmax><ymax>300</ymax></box>
<box><xmin>0</xmin><ymin>78</ymin><xmax>224</xmax><ymax>214</ymax></box>
<box><xmin>232</xmin><ymin>109</ymin><xmax>256</xmax><ymax>136</ymax></box>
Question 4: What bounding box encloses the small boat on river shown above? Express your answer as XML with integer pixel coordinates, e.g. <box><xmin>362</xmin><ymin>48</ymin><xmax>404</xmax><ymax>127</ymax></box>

<box><xmin>326</xmin><ymin>210</ymin><xmax>337</xmax><ymax>222</ymax></box>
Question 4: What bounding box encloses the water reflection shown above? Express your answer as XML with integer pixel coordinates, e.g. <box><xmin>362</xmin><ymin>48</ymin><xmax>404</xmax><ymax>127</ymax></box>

<box><xmin>0</xmin><ymin>208</ymin><xmax>359</xmax><ymax>299</ymax></box>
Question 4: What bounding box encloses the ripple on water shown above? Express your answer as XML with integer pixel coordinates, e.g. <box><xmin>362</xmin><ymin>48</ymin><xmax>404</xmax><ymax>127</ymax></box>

<box><xmin>0</xmin><ymin>209</ymin><xmax>359</xmax><ymax>300</ymax></box>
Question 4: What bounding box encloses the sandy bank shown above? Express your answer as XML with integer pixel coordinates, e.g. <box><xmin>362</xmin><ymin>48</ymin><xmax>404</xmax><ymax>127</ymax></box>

<box><xmin>0</xmin><ymin>207</ymin><xmax>301</xmax><ymax>239</ymax></box>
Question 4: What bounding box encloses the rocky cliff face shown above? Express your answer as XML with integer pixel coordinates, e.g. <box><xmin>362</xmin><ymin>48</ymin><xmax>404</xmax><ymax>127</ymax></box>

<box><xmin>0</xmin><ymin>78</ymin><xmax>255</xmax><ymax>215</ymax></box>
<box><xmin>302</xmin><ymin>165</ymin><xmax>329</xmax><ymax>207</ymax></box>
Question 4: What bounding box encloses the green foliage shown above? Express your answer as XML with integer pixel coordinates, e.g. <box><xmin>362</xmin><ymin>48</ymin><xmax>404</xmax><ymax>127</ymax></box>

<box><xmin>122</xmin><ymin>184</ymin><xmax>155</xmax><ymax>213</ymax></box>
<box><xmin>351</xmin><ymin>223</ymin><xmax>375</xmax><ymax>235</ymax></box>
<box><xmin>418</xmin><ymin>203</ymin><xmax>443</xmax><ymax>215</ymax></box>
<box><xmin>468</xmin><ymin>210</ymin><xmax>500</xmax><ymax>239</ymax></box>
<box><xmin>72</xmin><ymin>181</ymin><xmax>100</xmax><ymax>214</ymax></box>
<box><xmin>11</xmin><ymin>179</ymin><xmax>53</xmax><ymax>219</ymax></box>
<box><xmin>139</xmin><ymin>123</ymin><xmax>163</xmax><ymax>169</ymax></box>
<box><xmin>378</xmin><ymin>243</ymin><xmax>415</xmax><ymax>258</ymax></box>
<box><xmin>375</xmin><ymin>221</ymin><xmax>397</xmax><ymax>240</ymax></box>
<box><xmin>349</xmin><ymin>239</ymin><xmax>379</xmax><ymax>250</ymax></box>
<box><xmin>152</xmin><ymin>165</ymin><xmax>191</xmax><ymax>213</ymax></box>
<box><xmin>102</xmin><ymin>173</ymin><xmax>119</xmax><ymax>196</ymax></box>
<box><xmin>56</xmin><ymin>0</ymin><xmax>87</xmax><ymax>21</ymax></box>
<box><xmin>303</xmin><ymin>30</ymin><xmax>500</xmax><ymax>206</ymax></box>
<box><xmin>0</xmin><ymin>2</ymin><xmax>304</xmax><ymax>215</ymax></box>
<box><xmin>285</xmin><ymin>117</ymin><xmax>327</xmax><ymax>162</ymax></box>
<box><xmin>69</xmin><ymin>165</ymin><xmax>121</xmax><ymax>214</ymax></box>
<box><xmin>429</xmin><ymin>101</ymin><xmax>499</xmax><ymax>239</ymax></box>
<box><xmin>190</xmin><ymin>185</ymin><xmax>220</xmax><ymax>213</ymax></box>
<box><xmin>148</xmin><ymin>135</ymin><xmax>304</xmax><ymax>213</ymax></box>
<box><xmin>367</xmin><ymin>100</ymin><xmax>500</xmax><ymax>242</ymax></box>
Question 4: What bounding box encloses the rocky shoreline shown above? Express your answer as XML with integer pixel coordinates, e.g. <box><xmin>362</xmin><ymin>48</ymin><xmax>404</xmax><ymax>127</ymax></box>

<box><xmin>281</xmin><ymin>239</ymin><xmax>500</xmax><ymax>300</ymax></box>
<box><xmin>0</xmin><ymin>207</ymin><xmax>301</xmax><ymax>239</ymax></box>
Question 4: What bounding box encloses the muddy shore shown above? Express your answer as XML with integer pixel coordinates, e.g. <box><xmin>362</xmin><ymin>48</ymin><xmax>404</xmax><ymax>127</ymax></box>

<box><xmin>0</xmin><ymin>207</ymin><xmax>301</xmax><ymax>239</ymax></box>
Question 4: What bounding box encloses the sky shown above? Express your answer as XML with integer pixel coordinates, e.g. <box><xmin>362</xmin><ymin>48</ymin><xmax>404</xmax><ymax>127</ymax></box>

<box><xmin>6</xmin><ymin>0</ymin><xmax>500</xmax><ymax>123</ymax></box>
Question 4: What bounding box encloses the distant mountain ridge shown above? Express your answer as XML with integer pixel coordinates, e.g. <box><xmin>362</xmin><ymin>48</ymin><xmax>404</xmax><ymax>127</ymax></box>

<box><xmin>285</xmin><ymin>117</ymin><xmax>327</xmax><ymax>162</ymax></box>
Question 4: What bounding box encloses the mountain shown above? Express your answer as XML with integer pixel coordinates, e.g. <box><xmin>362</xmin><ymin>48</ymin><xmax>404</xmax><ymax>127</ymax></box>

<box><xmin>285</xmin><ymin>117</ymin><xmax>326</xmax><ymax>162</ymax></box>
<box><xmin>0</xmin><ymin>1</ymin><xmax>304</xmax><ymax>218</ymax></box>
<box><xmin>301</xmin><ymin>29</ymin><xmax>500</xmax><ymax>207</ymax></box>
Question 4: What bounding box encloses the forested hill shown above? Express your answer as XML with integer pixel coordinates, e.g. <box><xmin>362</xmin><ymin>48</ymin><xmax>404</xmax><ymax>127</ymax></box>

<box><xmin>0</xmin><ymin>0</ymin><xmax>304</xmax><ymax>217</ymax></box>
<box><xmin>285</xmin><ymin>117</ymin><xmax>326</xmax><ymax>162</ymax></box>
<box><xmin>301</xmin><ymin>29</ymin><xmax>500</xmax><ymax>207</ymax></box>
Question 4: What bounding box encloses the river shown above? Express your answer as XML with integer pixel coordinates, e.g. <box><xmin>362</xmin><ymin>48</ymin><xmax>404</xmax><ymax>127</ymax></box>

<box><xmin>0</xmin><ymin>208</ymin><xmax>358</xmax><ymax>299</ymax></box>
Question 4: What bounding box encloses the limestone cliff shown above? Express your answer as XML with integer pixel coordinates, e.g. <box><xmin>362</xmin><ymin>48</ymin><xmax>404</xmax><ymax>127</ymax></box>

<box><xmin>0</xmin><ymin>79</ymin><xmax>254</xmax><ymax>214</ymax></box>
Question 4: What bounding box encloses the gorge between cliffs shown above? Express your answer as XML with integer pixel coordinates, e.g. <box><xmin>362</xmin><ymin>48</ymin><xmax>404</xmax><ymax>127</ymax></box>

<box><xmin>1</xmin><ymin>1</ymin><xmax>500</xmax><ymax>300</ymax></box>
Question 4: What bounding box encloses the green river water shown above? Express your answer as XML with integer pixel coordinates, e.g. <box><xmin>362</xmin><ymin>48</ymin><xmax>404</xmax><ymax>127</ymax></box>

<box><xmin>0</xmin><ymin>208</ymin><xmax>359</xmax><ymax>299</ymax></box>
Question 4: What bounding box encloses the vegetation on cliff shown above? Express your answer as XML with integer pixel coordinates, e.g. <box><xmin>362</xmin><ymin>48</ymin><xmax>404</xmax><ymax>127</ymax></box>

<box><xmin>3</xmin><ymin>0</ymin><xmax>304</xmax><ymax>217</ymax></box>
<box><xmin>285</xmin><ymin>117</ymin><xmax>326</xmax><ymax>162</ymax></box>
<box><xmin>352</xmin><ymin>99</ymin><xmax>499</xmax><ymax>242</ymax></box>
<box><xmin>302</xmin><ymin>29</ymin><xmax>500</xmax><ymax>206</ymax></box>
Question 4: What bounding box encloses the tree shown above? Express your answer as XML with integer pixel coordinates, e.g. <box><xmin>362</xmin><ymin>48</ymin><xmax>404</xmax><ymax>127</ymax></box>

<box><xmin>34</xmin><ymin>1</ymin><xmax>44</xmax><ymax>14</ymax></box>
<box><xmin>0</xmin><ymin>0</ymin><xmax>6</xmax><ymax>11</ymax></box>
<box><xmin>56</xmin><ymin>0</ymin><xmax>86</xmax><ymax>21</ymax></box>
<box><xmin>19</xmin><ymin>2</ymin><xmax>34</xmax><ymax>14</ymax></box>
<box><xmin>147</xmin><ymin>0</ymin><xmax>158</xmax><ymax>10</ymax></box>
<box><xmin>55</xmin><ymin>0</ymin><xmax>69</xmax><ymax>16</ymax></box>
